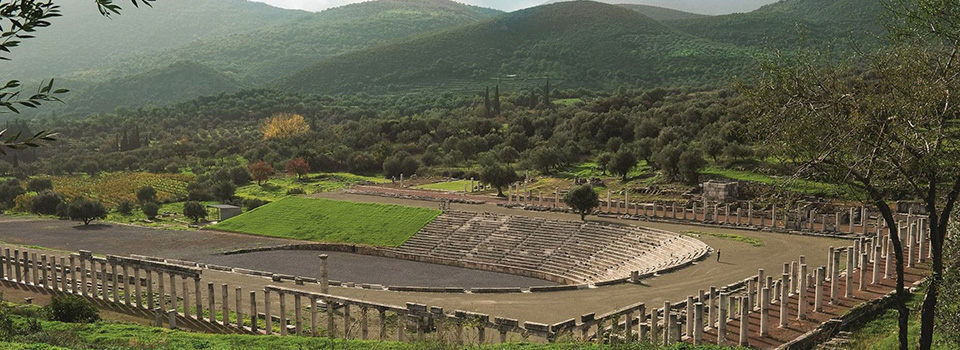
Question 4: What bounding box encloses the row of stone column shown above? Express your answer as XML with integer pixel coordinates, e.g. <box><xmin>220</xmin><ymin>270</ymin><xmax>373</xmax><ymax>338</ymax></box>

<box><xmin>262</xmin><ymin>285</ymin><xmax>540</xmax><ymax>344</ymax></box>
<box><xmin>505</xmin><ymin>184</ymin><xmax>562</xmax><ymax>209</ymax></box>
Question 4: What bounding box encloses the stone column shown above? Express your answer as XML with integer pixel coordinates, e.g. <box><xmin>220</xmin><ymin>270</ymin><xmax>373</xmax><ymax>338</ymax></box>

<box><xmin>815</xmin><ymin>267</ymin><xmax>824</xmax><ymax>312</ymax></box>
<box><xmin>30</xmin><ymin>253</ymin><xmax>38</xmax><ymax>286</ymax></box>
<box><xmin>264</xmin><ymin>290</ymin><xmax>273</xmax><ymax>335</ymax></box>
<box><xmin>327</xmin><ymin>299</ymin><xmax>336</xmax><ymax>337</ymax></box>
<box><xmin>60</xmin><ymin>257</ymin><xmax>67</xmax><ymax>292</ymax></box>
<box><xmin>250</xmin><ymin>291</ymin><xmax>258</xmax><ymax>332</ymax></box>
<box><xmin>624</xmin><ymin>191</ymin><xmax>630</xmax><ymax>216</ymax></box>
<box><xmin>554</xmin><ymin>188</ymin><xmax>560</xmax><ymax>208</ymax></box>
<box><xmin>221</xmin><ymin>284</ymin><xmax>230</xmax><ymax>327</ymax></box>
<box><xmin>756</xmin><ymin>269</ymin><xmax>765</xmax><ymax>309</ymax></box>
<box><xmin>134</xmin><ymin>268</ymin><xmax>142</xmax><ymax>308</ymax></box>
<box><xmin>70</xmin><ymin>255</ymin><xmax>77</xmax><ymax>294</ymax></box>
<box><xmin>182</xmin><ymin>277</ymin><xmax>190</xmax><ymax>318</ymax></box>
<box><xmin>13</xmin><ymin>250</ymin><xmax>22</xmax><ymax>284</ymax></box>
<box><xmin>831</xmin><ymin>250</ymin><xmax>840</xmax><ymax>304</ymax></box>
<box><xmin>109</xmin><ymin>262</ymin><xmax>119</xmax><ymax>301</ymax></box>
<box><xmin>779</xmin><ymin>273</ymin><xmax>789</xmax><ymax>328</ymax></box>
<box><xmin>319</xmin><ymin>255</ymin><xmax>329</xmax><ymax>294</ymax></box>
<box><xmin>694</xmin><ymin>302</ymin><xmax>704</xmax><ymax>345</ymax></box>
<box><xmin>747</xmin><ymin>279</ymin><xmax>755</xmax><ymax>313</ymax></box>
<box><xmin>771</xmin><ymin>204</ymin><xmax>777</xmax><ymax>228</ymax></box>
<box><xmin>789</xmin><ymin>261</ymin><xmax>797</xmax><ymax>294</ymax></box>
<box><xmin>40</xmin><ymin>255</ymin><xmax>47</xmax><ymax>288</ymax></box>
<box><xmin>725</xmin><ymin>204</ymin><xmax>731</xmax><ymax>224</ymax></box>
<box><xmin>146</xmin><ymin>271</ymin><xmax>154</xmax><ymax>310</ymax></box>
<box><xmin>859</xmin><ymin>254</ymin><xmax>868</xmax><ymax>291</ymax></box>
<box><xmin>885</xmin><ymin>238</ymin><xmax>893</xmax><ymax>279</ymax></box>
<box><xmin>760</xmin><ymin>287</ymin><xmax>770</xmax><ymax>337</ymax></box>
<box><xmin>208</xmin><ymin>283</ymin><xmax>216</xmax><ymax>323</ymax></box>
<box><xmin>278</xmin><ymin>292</ymin><xmax>287</xmax><ymax>336</ymax></box>
<box><xmin>235</xmin><ymin>287</ymin><xmax>243</xmax><ymax>330</ymax></box>
<box><xmin>873</xmin><ymin>245</ymin><xmax>881</xmax><ymax>284</ymax></box>
<box><xmin>168</xmin><ymin>309</ymin><xmax>177</xmax><ymax>329</ymax></box>
<box><xmin>717</xmin><ymin>292</ymin><xmax>727</xmax><ymax>344</ymax></box>
<box><xmin>293</xmin><ymin>294</ymin><xmax>302</xmax><ymax>335</ymax></box>
<box><xmin>606</xmin><ymin>191</ymin><xmax>611</xmax><ymax>213</ymax></box>
<box><xmin>638</xmin><ymin>305</ymin><xmax>647</xmax><ymax>342</ymax></box>
<box><xmin>194</xmin><ymin>278</ymin><xmax>202</xmax><ymax>320</ymax></box>
<box><xmin>827</xmin><ymin>246</ymin><xmax>834</xmax><ymax>281</ymax></box>
<box><xmin>849</xmin><ymin>207</ymin><xmax>856</xmax><ymax>233</ymax></box>
<box><xmin>662</xmin><ymin>302</ymin><xmax>671</xmax><ymax>345</ymax></box>
<box><xmin>907</xmin><ymin>225</ymin><xmax>916</xmax><ymax>268</ymax></box>
<box><xmin>845</xmin><ymin>247</ymin><xmax>854</xmax><ymax>298</ymax></box>
<box><xmin>739</xmin><ymin>297</ymin><xmax>749</xmax><ymax>347</ymax></box>
<box><xmin>121</xmin><ymin>265</ymin><xmax>130</xmax><ymax>305</ymax></box>
<box><xmin>709</xmin><ymin>286</ymin><xmax>717</xmax><ymax>327</ymax></box>
<box><xmin>168</xmin><ymin>273</ymin><xmax>177</xmax><ymax>311</ymax></box>
<box><xmin>2</xmin><ymin>248</ymin><xmax>9</xmax><ymax>280</ymax></box>
<box><xmin>862</xmin><ymin>207</ymin><xmax>869</xmax><ymax>235</ymax></box>
<box><xmin>309</xmin><ymin>295</ymin><xmax>318</xmax><ymax>336</ymax></box>
<box><xmin>798</xmin><ymin>264</ymin><xmax>808</xmax><ymax>320</ymax></box>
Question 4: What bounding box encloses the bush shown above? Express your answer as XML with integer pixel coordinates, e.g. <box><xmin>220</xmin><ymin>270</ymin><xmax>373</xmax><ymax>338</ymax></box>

<box><xmin>55</xmin><ymin>202</ymin><xmax>69</xmax><ymax>219</ymax></box>
<box><xmin>183</xmin><ymin>201</ymin><xmax>207</xmax><ymax>223</ymax></box>
<box><xmin>44</xmin><ymin>295</ymin><xmax>100</xmax><ymax>323</ymax></box>
<box><xmin>31</xmin><ymin>190</ymin><xmax>63</xmax><ymax>215</ymax></box>
<box><xmin>243</xmin><ymin>199</ymin><xmax>268</xmax><ymax>211</ymax></box>
<box><xmin>12</xmin><ymin>194</ymin><xmax>35</xmax><ymax>213</ymax></box>
<box><xmin>212</xmin><ymin>181</ymin><xmax>236</xmax><ymax>202</ymax></box>
<box><xmin>229</xmin><ymin>167</ymin><xmax>251</xmax><ymax>186</ymax></box>
<box><xmin>0</xmin><ymin>180</ymin><xmax>24</xmax><ymax>207</ymax></box>
<box><xmin>25</xmin><ymin>178</ymin><xmax>53</xmax><ymax>193</ymax></box>
<box><xmin>286</xmin><ymin>187</ymin><xmax>306</xmax><ymax>195</ymax></box>
<box><xmin>141</xmin><ymin>202</ymin><xmax>159</xmax><ymax>219</ymax></box>
<box><xmin>136</xmin><ymin>186</ymin><xmax>157</xmax><ymax>204</ymax></box>
<box><xmin>115</xmin><ymin>200</ymin><xmax>134</xmax><ymax>215</ymax></box>
<box><xmin>67</xmin><ymin>198</ymin><xmax>108</xmax><ymax>225</ymax></box>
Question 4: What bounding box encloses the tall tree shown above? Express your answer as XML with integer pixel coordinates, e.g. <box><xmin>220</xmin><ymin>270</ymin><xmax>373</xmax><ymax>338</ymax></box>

<box><xmin>479</xmin><ymin>163</ymin><xmax>519</xmax><ymax>197</ymax></box>
<box><xmin>493</xmin><ymin>85</ymin><xmax>501</xmax><ymax>116</ymax></box>
<box><xmin>483</xmin><ymin>87</ymin><xmax>491</xmax><ymax>117</ymax></box>
<box><xmin>744</xmin><ymin>42</ymin><xmax>960</xmax><ymax>350</ymax></box>
<box><xmin>564</xmin><ymin>185</ymin><xmax>599</xmax><ymax>221</ymax></box>
<box><xmin>543</xmin><ymin>79</ymin><xmax>551</xmax><ymax>107</ymax></box>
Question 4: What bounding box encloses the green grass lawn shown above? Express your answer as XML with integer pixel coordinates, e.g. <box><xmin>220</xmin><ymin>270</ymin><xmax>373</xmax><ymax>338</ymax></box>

<box><xmin>683</xmin><ymin>231</ymin><xmax>763</xmax><ymax>247</ymax></box>
<box><xmin>845</xmin><ymin>286</ymin><xmax>953</xmax><ymax>350</ymax></box>
<box><xmin>209</xmin><ymin>197</ymin><xmax>440</xmax><ymax>247</ymax></box>
<box><xmin>415</xmin><ymin>180</ymin><xmax>472</xmax><ymax>192</ymax></box>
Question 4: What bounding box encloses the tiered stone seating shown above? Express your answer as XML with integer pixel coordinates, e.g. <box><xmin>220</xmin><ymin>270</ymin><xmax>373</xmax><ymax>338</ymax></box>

<box><xmin>393</xmin><ymin>211</ymin><xmax>710</xmax><ymax>284</ymax></box>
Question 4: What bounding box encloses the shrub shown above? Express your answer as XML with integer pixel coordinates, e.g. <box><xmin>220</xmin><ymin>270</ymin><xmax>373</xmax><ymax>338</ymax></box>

<box><xmin>0</xmin><ymin>179</ymin><xmax>24</xmax><ymax>206</ymax></box>
<box><xmin>243</xmin><ymin>199</ymin><xmax>268</xmax><ymax>211</ymax></box>
<box><xmin>25</xmin><ymin>178</ymin><xmax>53</xmax><ymax>193</ymax></box>
<box><xmin>12</xmin><ymin>193</ymin><xmax>35</xmax><ymax>213</ymax></box>
<box><xmin>141</xmin><ymin>202</ymin><xmax>159</xmax><ymax>219</ymax></box>
<box><xmin>229</xmin><ymin>167</ymin><xmax>251</xmax><ymax>186</ymax></box>
<box><xmin>67</xmin><ymin>198</ymin><xmax>108</xmax><ymax>225</ymax></box>
<box><xmin>116</xmin><ymin>200</ymin><xmax>134</xmax><ymax>216</ymax></box>
<box><xmin>136</xmin><ymin>186</ymin><xmax>157</xmax><ymax>204</ymax></box>
<box><xmin>212</xmin><ymin>181</ymin><xmax>236</xmax><ymax>202</ymax></box>
<box><xmin>55</xmin><ymin>202</ymin><xmax>69</xmax><ymax>219</ymax></box>
<box><xmin>44</xmin><ymin>295</ymin><xmax>100</xmax><ymax>323</ymax></box>
<box><xmin>286</xmin><ymin>187</ymin><xmax>306</xmax><ymax>195</ymax></box>
<box><xmin>183</xmin><ymin>201</ymin><xmax>207</xmax><ymax>223</ymax></box>
<box><xmin>31</xmin><ymin>190</ymin><xmax>63</xmax><ymax>215</ymax></box>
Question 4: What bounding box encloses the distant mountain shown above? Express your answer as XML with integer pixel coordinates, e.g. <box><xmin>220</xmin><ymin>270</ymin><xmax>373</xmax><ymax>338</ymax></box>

<box><xmin>543</xmin><ymin>0</ymin><xmax>776</xmax><ymax>15</ymax></box>
<box><xmin>617</xmin><ymin>4</ymin><xmax>709</xmax><ymax>21</ymax></box>
<box><xmin>664</xmin><ymin>0</ymin><xmax>887</xmax><ymax>48</ymax></box>
<box><xmin>55</xmin><ymin>61</ymin><xmax>243</xmax><ymax>116</ymax></box>
<box><xmin>0</xmin><ymin>0</ymin><xmax>304</xmax><ymax>84</ymax></box>
<box><xmin>274</xmin><ymin>1</ymin><xmax>755</xmax><ymax>94</ymax></box>
<box><xmin>104</xmin><ymin>0</ymin><xmax>504</xmax><ymax>85</ymax></box>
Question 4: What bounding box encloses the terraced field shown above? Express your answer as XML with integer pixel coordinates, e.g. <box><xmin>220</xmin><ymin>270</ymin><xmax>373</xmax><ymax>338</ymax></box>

<box><xmin>47</xmin><ymin>172</ymin><xmax>191</xmax><ymax>208</ymax></box>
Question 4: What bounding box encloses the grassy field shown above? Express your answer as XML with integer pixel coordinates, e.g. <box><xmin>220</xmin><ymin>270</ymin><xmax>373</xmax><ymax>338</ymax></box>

<box><xmin>683</xmin><ymin>231</ymin><xmax>763</xmax><ymax>247</ymax></box>
<box><xmin>415</xmin><ymin>180</ymin><xmax>472</xmax><ymax>192</ymax></box>
<box><xmin>209</xmin><ymin>197</ymin><xmax>441</xmax><ymax>247</ymax></box>
<box><xmin>845</xmin><ymin>287</ymin><xmax>952</xmax><ymax>350</ymax></box>
<box><xmin>699</xmin><ymin>167</ymin><xmax>859</xmax><ymax>198</ymax></box>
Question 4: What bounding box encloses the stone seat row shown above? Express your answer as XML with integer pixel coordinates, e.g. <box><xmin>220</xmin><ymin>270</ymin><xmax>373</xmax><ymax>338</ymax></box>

<box><xmin>393</xmin><ymin>212</ymin><xmax>710</xmax><ymax>283</ymax></box>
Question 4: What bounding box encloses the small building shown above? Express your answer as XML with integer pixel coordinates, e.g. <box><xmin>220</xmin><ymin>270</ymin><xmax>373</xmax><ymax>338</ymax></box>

<box><xmin>208</xmin><ymin>204</ymin><xmax>242</xmax><ymax>221</ymax></box>
<box><xmin>701</xmin><ymin>181</ymin><xmax>739</xmax><ymax>203</ymax></box>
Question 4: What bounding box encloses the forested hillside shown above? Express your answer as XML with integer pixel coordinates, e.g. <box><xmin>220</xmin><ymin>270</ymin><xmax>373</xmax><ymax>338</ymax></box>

<box><xmin>275</xmin><ymin>1</ymin><xmax>757</xmax><ymax>94</ymax></box>
<box><xmin>618</xmin><ymin>4</ymin><xmax>709</xmax><ymax>21</ymax></box>
<box><xmin>0</xmin><ymin>0</ymin><xmax>304</xmax><ymax>83</ymax></box>
<box><xmin>664</xmin><ymin>0</ymin><xmax>886</xmax><ymax>48</ymax></box>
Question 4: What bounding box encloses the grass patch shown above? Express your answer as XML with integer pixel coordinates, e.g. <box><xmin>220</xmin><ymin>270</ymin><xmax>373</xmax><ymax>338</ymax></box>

<box><xmin>209</xmin><ymin>197</ymin><xmax>440</xmax><ymax>247</ymax></box>
<box><xmin>700</xmin><ymin>167</ymin><xmax>859</xmax><ymax>198</ymax></box>
<box><xmin>415</xmin><ymin>180</ymin><xmax>472</xmax><ymax>192</ymax></box>
<box><xmin>683</xmin><ymin>231</ymin><xmax>763</xmax><ymax>247</ymax></box>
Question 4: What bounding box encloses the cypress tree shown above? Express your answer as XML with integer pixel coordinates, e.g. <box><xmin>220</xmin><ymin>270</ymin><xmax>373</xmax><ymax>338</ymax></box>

<box><xmin>544</xmin><ymin>80</ymin><xmax>551</xmax><ymax>107</ymax></box>
<box><xmin>529</xmin><ymin>87</ymin><xmax>536</xmax><ymax>109</ymax></box>
<box><xmin>483</xmin><ymin>87</ymin><xmax>491</xmax><ymax>117</ymax></box>
<box><xmin>494</xmin><ymin>85</ymin><xmax>501</xmax><ymax>116</ymax></box>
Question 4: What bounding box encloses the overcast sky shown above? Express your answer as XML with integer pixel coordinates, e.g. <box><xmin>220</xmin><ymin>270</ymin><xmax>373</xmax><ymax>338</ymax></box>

<box><xmin>251</xmin><ymin>0</ymin><xmax>544</xmax><ymax>12</ymax></box>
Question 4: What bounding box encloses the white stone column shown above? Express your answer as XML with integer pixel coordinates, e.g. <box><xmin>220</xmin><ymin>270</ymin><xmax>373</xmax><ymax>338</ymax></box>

<box><xmin>779</xmin><ymin>273</ymin><xmax>789</xmax><ymax>328</ymax></box>
<box><xmin>739</xmin><ymin>297</ymin><xmax>749</xmax><ymax>347</ymax></box>
<box><xmin>814</xmin><ymin>267</ymin><xmax>824</xmax><ymax>312</ymax></box>
<box><xmin>759</xmin><ymin>287</ymin><xmax>769</xmax><ymax>337</ymax></box>
<box><xmin>717</xmin><ymin>292</ymin><xmax>727</xmax><ymax>344</ymax></box>
<box><xmin>798</xmin><ymin>264</ymin><xmax>808</xmax><ymax>320</ymax></box>
<box><xmin>845</xmin><ymin>247</ymin><xmax>854</xmax><ymax>298</ymax></box>
<box><xmin>319</xmin><ymin>254</ymin><xmax>329</xmax><ymax>294</ymax></box>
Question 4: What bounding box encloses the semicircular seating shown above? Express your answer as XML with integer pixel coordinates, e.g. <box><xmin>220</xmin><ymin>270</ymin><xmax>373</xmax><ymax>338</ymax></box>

<box><xmin>391</xmin><ymin>211</ymin><xmax>710</xmax><ymax>284</ymax></box>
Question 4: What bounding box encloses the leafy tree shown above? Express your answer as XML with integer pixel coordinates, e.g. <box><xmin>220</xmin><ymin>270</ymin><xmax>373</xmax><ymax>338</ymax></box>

<box><xmin>564</xmin><ymin>185</ymin><xmax>599</xmax><ymax>221</ymax></box>
<box><xmin>212</xmin><ymin>181</ymin><xmax>235</xmax><ymax>202</ymax></box>
<box><xmin>653</xmin><ymin>144</ymin><xmax>683</xmax><ymax>180</ymax></box>
<box><xmin>703</xmin><ymin>138</ymin><xmax>725</xmax><ymax>162</ymax></box>
<box><xmin>0</xmin><ymin>179</ymin><xmax>24</xmax><ymax>207</ymax></box>
<box><xmin>228</xmin><ymin>167</ymin><xmax>251</xmax><ymax>186</ymax></box>
<box><xmin>26</xmin><ymin>178</ymin><xmax>53</xmax><ymax>193</ymax></box>
<box><xmin>182</xmin><ymin>201</ymin><xmax>206</xmax><ymax>223</ymax></box>
<box><xmin>382</xmin><ymin>153</ymin><xmax>420</xmax><ymax>179</ymax></box>
<box><xmin>479</xmin><ymin>164</ymin><xmax>519</xmax><ymax>197</ymax></box>
<box><xmin>248</xmin><ymin>161</ymin><xmax>274</xmax><ymax>186</ymax></box>
<box><xmin>677</xmin><ymin>149</ymin><xmax>705</xmax><ymax>185</ymax></box>
<box><xmin>261</xmin><ymin>113</ymin><xmax>310</xmax><ymax>140</ymax></box>
<box><xmin>745</xmin><ymin>27</ymin><xmax>960</xmax><ymax>350</ymax></box>
<box><xmin>31</xmin><ymin>190</ymin><xmax>63</xmax><ymax>215</ymax></box>
<box><xmin>608</xmin><ymin>150</ymin><xmax>637</xmax><ymax>182</ymax></box>
<box><xmin>284</xmin><ymin>157</ymin><xmax>310</xmax><ymax>180</ymax></box>
<box><xmin>67</xmin><ymin>198</ymin><xmax>107</xmax><ymax>225</ymax></box>
<box><xmin>141</xmin><ymin>202</ymin><xmax>159</xmax><ymax>219</ymax></box>
<box><xmin>136</xmin><ymin>185</ymin><xmax>157</xmax><ymax>203</ymax></box>
<box><xmin>596</xmin><ymin>153</ymin><xmax>612</xmax><ymax>175</ymax></box>
<box><xmin>528</xmin><ymin>147</ymin><xmax>562</xmax><ymax>174</ymax></box>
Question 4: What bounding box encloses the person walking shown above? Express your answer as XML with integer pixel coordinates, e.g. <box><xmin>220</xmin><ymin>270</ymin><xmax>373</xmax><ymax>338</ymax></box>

<box><xmin>716</xmin><ymin>249</ymin><xmax>721</xmax><ymax>262</ymax></box>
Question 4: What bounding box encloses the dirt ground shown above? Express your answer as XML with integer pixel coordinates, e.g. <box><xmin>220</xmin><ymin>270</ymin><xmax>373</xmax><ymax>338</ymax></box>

<box><xmin>0</xmin><ymin>192</ymin><xmax>848</xmax><ymax>324</ymax></box>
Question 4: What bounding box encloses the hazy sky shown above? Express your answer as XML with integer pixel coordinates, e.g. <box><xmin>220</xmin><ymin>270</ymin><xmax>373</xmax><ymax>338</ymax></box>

<box><xmin>252</xmin><ymin>0</ymin><xmax>544</xmax><ymax>12</ymax></box>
